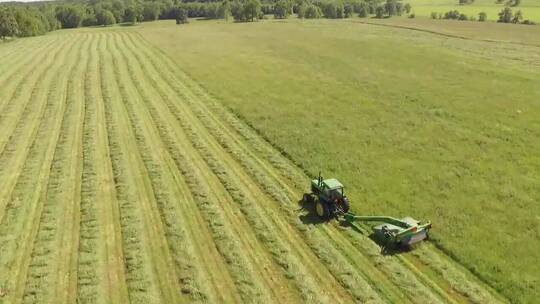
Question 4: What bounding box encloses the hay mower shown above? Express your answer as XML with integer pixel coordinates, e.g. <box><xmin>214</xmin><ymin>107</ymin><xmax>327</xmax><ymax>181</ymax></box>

<box><xmin>303</xmin><ymin>173</ymin><xmax>432</xmax><ymax>248</ymax></box>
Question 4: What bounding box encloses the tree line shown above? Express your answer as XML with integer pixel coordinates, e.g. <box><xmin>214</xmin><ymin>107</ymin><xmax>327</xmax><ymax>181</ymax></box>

<box><xmin>1</xmin><ymin>0</ymin><xmax>412</xmax><ymax>40</ymax></box>
<box><xmin>430</xmin><ymin>7</ymin><xmax>535</xmax><ymax>24</ymax></box>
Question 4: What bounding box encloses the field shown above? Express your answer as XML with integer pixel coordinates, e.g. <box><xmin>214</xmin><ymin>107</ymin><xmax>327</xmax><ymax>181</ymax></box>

<box><xmin>139</xmin><ymin>19</ymin><xmax>540</xmax><ymax>303</ymax></box>
<box><xmin>406</xmin><ymin>0</ymin><xmax>540</xmax><ymax>21</ymax></box>
<box><xmin>0</xmin><ymin>18</ymin><xmax>535</xmax><ymax>304</ymax></box>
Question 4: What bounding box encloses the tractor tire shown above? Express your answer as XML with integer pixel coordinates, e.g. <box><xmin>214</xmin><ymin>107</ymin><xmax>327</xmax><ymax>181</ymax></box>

<box><xmin>341</xmin><ymin>196</ymin><xmax>350</xmax><ymax>213</ymax></box>
<box><xmin>315</xmin><ymin>198</ymin><xmax>329</xmax><ymax>220</ymax></box>
<box><xmin>303</xmin><ymin>193</ymin><xmax>312</xmax><ymax>204</ymax></box>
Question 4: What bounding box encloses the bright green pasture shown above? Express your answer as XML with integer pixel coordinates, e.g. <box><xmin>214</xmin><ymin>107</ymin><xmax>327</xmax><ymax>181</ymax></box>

<box><xmin>138</xmin><ymin>19</ymin><xmax>540</xmax><ymax>303</ymax></box>
<box><xmin>407</xmin><ymin>0</ymin><xmax>540</xmax><ymax>21</ymax></box>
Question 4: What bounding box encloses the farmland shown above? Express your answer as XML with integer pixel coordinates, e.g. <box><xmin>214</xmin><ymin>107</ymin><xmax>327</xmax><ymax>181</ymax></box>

<box><xmin>139</xmin><ymin>19</ymin><xmax>540</xmax><ymax>303</ymax></box>
<box><xmin>0</xmin><ymin>18</ymin><xmax>534</xmax><ymax>304</ymax></box>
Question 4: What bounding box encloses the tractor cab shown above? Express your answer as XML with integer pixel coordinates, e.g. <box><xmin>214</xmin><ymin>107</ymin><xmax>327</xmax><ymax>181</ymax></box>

<box><xmin>311</xmin><ymin>177</ymin><xmax>345</xmax><ymax>201</ymax></box>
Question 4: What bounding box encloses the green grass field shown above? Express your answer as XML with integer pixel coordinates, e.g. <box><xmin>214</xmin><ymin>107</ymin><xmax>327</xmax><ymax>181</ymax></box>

<box><xmin>406</xmin><ymin>0</ymin><xmax>540</xmax><ymax>21</ymax></box>
<box><xmin>139</xmin><ymin>18</ymin><xmax>540</xmax><ymax>303</ymax></box>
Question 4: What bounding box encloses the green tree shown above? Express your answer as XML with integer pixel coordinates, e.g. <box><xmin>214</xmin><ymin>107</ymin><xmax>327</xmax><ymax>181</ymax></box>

<box><xmin>511</xmin><ymin>9</ymin><xmax>522</xmax><ymax>23</ymax></box>
<box><xmin>55</xmin><ymin>6</ymin><xmax>83</xmax><ymax>28</ymax></box>
<box><xmin>375</xmin><ymin>5</ymin><xmax>384</xmax><ymax>17</ymax></box>
<box><xmin>123</xmin><ymin>6</ymin><xmax>139</xmax><ymax>24</ymax></box>
<box><xmin>430</xmin><ymin>11</ymin><xmax>438</xmax><ymax>19</ymax></box>
<box><xmin>231</xmin><ymin>0</ymin><xmax>243</xmax><ymax>20</ymax></box>
<box><xmin>142</xmin><ymin>2</ymin><xmax>160</xmax><ymax>21</ymax></box>
<box><xmin>0</xmin><ymin>8</ymin><xmax>19</xmax><ymax>39</ymax></box>
<box><xmin>81</xmin><ymin>14</ymin><xmax>98</xmax><ymax>26</ymax></box>
<box><xmin>344</xmin><ymin>3</ymin><xmax>354</xmax><ymax>17</ymax></box>
<box><xmin>404</xmin><ymin>3</ymin><xmax>412</xmax><ymax>13</ymax></box>
<box><xmin>218</xmin><ymin>1</ymin><xmax>231</xmax><ymax>20</ymax></box>
<box><xmin>384</xmin><ymin>0</ymin><xmax>397</xmax><ymax>16</ymax></box>
<box><xmin>243</xmin><ymin>0</ymin><xmax>262</xmax><ymax>21</ymax></box>
<box><xmin>274</xmin><ymin>0</ymin><xmax>291</xmax><ymax>19</ymax></box>
<box><xmin>497</xmin><ymin>6</ymin><xmax>512</xmax><ymax>22</ymax></box>
<box><xmin>305</xmin><ymin>4</ymin><xmax>322</xmax><ymax>18</ymax></box>
<box><xmin>357</xmin><ymin>2</ymin><xmax>369</xmax><ymax>17</ymax></box>
<box><xmin>175</xmin><ymin>8</ymin><xmax>189</xmax><ymax>24</ymax></box>
<box><xmin>96</xmin><ymin>9</ymin><xmax>116</xmax><ymax>26</ymax></box>
<box><xmin>478</xmin><ymin>11</ymin><xmax>487</xmax><ymax>21</ymax></box>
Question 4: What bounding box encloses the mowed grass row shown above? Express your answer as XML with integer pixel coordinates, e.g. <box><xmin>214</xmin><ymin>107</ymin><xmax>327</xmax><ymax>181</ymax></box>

<box><xmin>0</xmin><ymin>34</ymin><xmax>84</xmax><ymax>302</ymax></box>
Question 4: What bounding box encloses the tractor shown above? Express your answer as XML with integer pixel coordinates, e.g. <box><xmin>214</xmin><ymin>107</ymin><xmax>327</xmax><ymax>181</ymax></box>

<box><xmin>303</xmin><ymin>173</ymin><xmax>350</xmax><ymax>220</ymax></box>
<box><xmin>303</xmin><ymin>173</ymin><xmax>432</xmax><ymax>248</ymax></box>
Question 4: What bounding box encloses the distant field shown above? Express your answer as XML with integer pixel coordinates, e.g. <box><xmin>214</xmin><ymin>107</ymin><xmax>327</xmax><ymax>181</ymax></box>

<box><xmin>0</xmin><ymin>24</ymin><xmax>510</xmax><ymax>303</ymax></box>
<box><xmin>406</xmin><ymin>0</ymin><xmax>540</xmax><ymax>21</ymax></box>
<box><xmin>140</xmin><ymin>19</ymin><xmax>540</xmax><ymax>303</ymax></box>
<box><xmin>357</xmin><ymin>16</ymin><xmax>540</xmax><ymax>46</ymax></box>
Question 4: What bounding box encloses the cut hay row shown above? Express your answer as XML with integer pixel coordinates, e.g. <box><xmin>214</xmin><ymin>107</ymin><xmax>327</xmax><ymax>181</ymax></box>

<box><xmin>107</xmin><ymin>33</ymin><xmax>205</xmax><ymax>303</ymax></box>
<box><xmin>99</xmin><ymin>33</ymin><xmax>180</xmax><ymax>303</ymax></box>
<box><xmin>110</xmin><ymin>32</ymin><xmax>242</xmax><ymax>304</ymax></box>
<box><xmin>0</xmin><ymin>35</ymin><xmax>83</xmax><ymax>303</ymax></box>
<box><xmin>77</xmin><ymin>33</ymin><xmax>130</xmax><ymax>304</ymax></box>
<box><xmin>0</xmin><ymin>37</ymin><xmax>68</xmax><ymax>168</ymax></box>
<box><xmin>0</xmin><ymin>36</ymin><xmax>58</xmax><ymax>101</ymax></box>
<box><xmin>130</xmin><ymin>32</ymin><xmax>505</xmax><ymax>304</ymax></box>
<box><xmin>21</xmin><ymin>34</ymin><xmax>90</xmax><ymax>303</ymax></box>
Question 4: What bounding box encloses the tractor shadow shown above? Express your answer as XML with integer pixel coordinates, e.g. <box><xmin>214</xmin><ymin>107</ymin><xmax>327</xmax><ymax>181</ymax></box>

<box><xmin>297</xmin><ymin>196</ymin><xmax>326</xmax><ymax>225</ymax></box>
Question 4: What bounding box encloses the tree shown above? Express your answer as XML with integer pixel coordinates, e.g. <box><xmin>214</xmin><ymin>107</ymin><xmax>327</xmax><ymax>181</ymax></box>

<box><xmin>375</xmin><ymin>5</ymin><xmax>385</xmax><ymax>18</ymax></box>
<box><xmin>96</xmin><ymin>9</ymin><xmax>116</xmax><ymax>26</ymax></box>
<box><xmin>478</xmin><ymin>11</ymin><xmax>487</xmax><ymax>21</ymax></box>
<box><xmin>458</xmin><ymin>12</ymin><xmax>467</xmax><ymax>20</ymax></box>
<box><xmin>142</xmin><ymin>2</ymin><xmax>160</xmax><ymax>21</ymax></box>
<box><xmin>273</xmin><ymin>0</ymin><xmax>291</xmax><ymax>19</ymax></box>
<box><xmin>55</xmin><ymin>6</ymin><xmax>83</xmax><ymax>28</ymax></box>
<box><xmin>175</xmin><ymin>8</ymin><xmax>188</xmax><ymax>24</ymax></box>
<box><xmin>344</xmin><ymin>3</ymin><xmax>354</xmax><ymax>17</ymax></box>
<box><xmin>123</xmin><ymin>6</ymin><xmax>140</xmax><ymax>24</ymax></box>
<box><xmin>511</xmin><ymin>9</ymin><xmax>522</xmax><ymax>23</ymax></box>
<box><xmin>431</xmin><ymin>11</ymin><xmax>438</xmax><ymax>19</ymax></box>
<box><xmin>497</xmin><ymin>7</ymin><xmax>512</xmax><ymax>22</ymax></box>
<box><xmin>0</xmin><ymin>8</ymin><xmax>19</xmax><ymax>39</ymax></box>
<box><xmin>218</xmin><ymin>1</ymin><xmax>231</xmax><ymax>20</ymax></box>
<box><xmin>243</xmin><ymin>0</ymin><xmax>262</xmax><ymax>21</ymax></box>
<box><xmin>231</xmin><ymin>0</ymin><xmax>244</xmax><ymax>20</ymax></box>
<box><xmin>404</xmin><ymin>3</ymin><xmax>412</xmax><ymax>13</ymax></box>
<box><xmin>305</xmin><ymin>4</ymin><xmax>322</xmax><ymax>18</ymax></box>
<box><xmin>384</xmin><ymin>0</ymin><xmax>397</xmax><ymax>16</ymax></box>
<box><xmin>357</xmin><ymin>2</ymin><xmax>369</xmax><ymax>17</ymax></box>
<box><xmin>81</xmin><ymin>15</ymin><xmax>98</xmax><ymax>26</ymax></box>
<box><xmin>444</xmin><ymin>9</ymin><xmax>460</xmax><ymax>19</ymax></box>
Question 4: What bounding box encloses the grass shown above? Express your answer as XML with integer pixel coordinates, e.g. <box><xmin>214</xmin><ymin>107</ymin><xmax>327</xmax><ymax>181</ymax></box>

<box><xmin>406</xmin><ymin>0</ymin><xmax>540</xmax><ymax>21</ymax></box>
<box><xmin>138</xmin><ymin>18</ymin><xmax>540</xmax><ymax>303</ymax></box>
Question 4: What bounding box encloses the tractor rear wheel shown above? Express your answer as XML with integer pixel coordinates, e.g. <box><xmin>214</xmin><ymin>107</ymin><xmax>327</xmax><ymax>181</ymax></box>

<box><xmin>315</xmin><ymin>198</ymin><xmax>329</xmax><ymax>220</ymax></box>
<box><xmin>303</xmin><ymin>193</ymin><xmax>313</xmax><ymax>204</ymax></box>
<box><xmin>341</xmin><ymin>196</ymin><xmax>350</xmax><ymax>213</ymax></box>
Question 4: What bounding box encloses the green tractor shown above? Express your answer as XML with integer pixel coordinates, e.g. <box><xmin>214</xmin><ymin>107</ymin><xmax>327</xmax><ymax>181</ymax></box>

<box><xmin>303</xmin><ymin>174</ymin><xmax>432</xmax><ymax>248</ymax></box>
<box><xmin>303</xmin><ymin>173</ymin><xmax>351</xmax><ymax>220</ymax></box>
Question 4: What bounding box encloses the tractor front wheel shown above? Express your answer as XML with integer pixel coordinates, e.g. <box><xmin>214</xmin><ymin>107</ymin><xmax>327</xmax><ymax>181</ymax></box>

<box><xmin>303</xmin><ymin>193</ymin><xmax>313</xmax><ymax>204</ymax></box>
